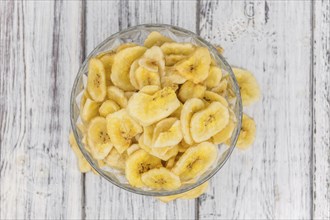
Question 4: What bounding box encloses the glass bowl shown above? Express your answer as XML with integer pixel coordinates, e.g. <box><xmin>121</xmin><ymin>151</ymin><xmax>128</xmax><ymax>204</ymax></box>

<box><xmin>70</xmin><ymin>24</ymin><xmax>242</xmax><ymax>196</ymax></box>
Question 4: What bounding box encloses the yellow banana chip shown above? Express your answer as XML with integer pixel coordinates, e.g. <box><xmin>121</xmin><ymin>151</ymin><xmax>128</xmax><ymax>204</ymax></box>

<box><xmin>71</xmin><ymin>36</ymin><xmax>261</xmax><ymax>195</ymax></box>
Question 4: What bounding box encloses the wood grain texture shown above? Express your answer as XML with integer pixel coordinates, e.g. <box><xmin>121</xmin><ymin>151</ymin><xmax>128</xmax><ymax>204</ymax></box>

<box><xmin>197</xmin><ymin>1</ymin><xmax>313</xmax><ymax>219</ymax></box>
<box><xmin>0</xmin><ymin>0</ymin><xmax>329</xmax><ymax>219</ymax></box>
<box><xmin>0</xmin><ymin>1</ymin><xmax>84</xmax><ymax>219</ymax></box>
<box><xmin>83</xmin><ymin>1</ymin><xmax>197</xmax><ymax>219</ymax></box>
<box><xmin>313</xmin><ymin>0</ymin><xmax>330</xmax><ymax>219</ymax></box>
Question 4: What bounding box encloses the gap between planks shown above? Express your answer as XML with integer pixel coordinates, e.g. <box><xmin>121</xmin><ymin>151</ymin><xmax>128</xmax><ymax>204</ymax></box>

<box><xmin>80</xmin><ymin>1</ymin><xmax>87</xmax><ymax>219</ymax></box>
<box><xmin>309</xmin><ymin>0</ymin><xmax>315</xmax><ymax>219</ymax></box>
<box><xmin>195</xmin><ymin>0</ymin><xmax>201</xmax><ymax>219</ymax></box>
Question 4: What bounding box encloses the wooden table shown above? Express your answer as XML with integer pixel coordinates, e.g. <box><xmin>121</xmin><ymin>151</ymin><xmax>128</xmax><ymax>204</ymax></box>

<box><xmin>1</xmin><ymin>1</ymin><xmax>329</xmax><ymax>219</ymax></box>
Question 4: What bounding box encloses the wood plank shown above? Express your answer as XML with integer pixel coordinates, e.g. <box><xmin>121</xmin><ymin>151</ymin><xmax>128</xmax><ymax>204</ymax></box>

<box><xmin>84</xmin><ymin>1</ymin><xmax>197</xmax><ymax>219</ymax></box>
<box><xmin>313</xmin><ymin>0</ymin><xmax>330</xmax><ymax>219</ymax></box>
<box><xmin>0</xmin><ymin>1</ymin><xmax>84</xmax><ymax>219</ymax></box>
<box><xmin>197</xmin><ymin>1</ymin><xmax>313</xmax><ymax>219</ymax></box>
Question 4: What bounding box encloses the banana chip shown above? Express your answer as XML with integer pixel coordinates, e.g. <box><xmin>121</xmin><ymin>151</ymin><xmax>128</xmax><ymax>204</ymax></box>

<box><xmin>69</xmin><ymin>132</ymin><xmax>92</xmax><ymax>173</ymax></box>
<box><xmin>142</xmin><ymin>167</ymin><xmax>181</xmax><ymax>190</ymax></box>
<box><xmin>232</xmin><ymin>68</ymin><xmax>260</xmax><ymax>106</ymax></box>
<box><xmin>180</xmin><ymin>98</ymin><xmax>205</xmax><ymax>145</ymax></box>
<box><xmin>87</xmin><ymin>117</ymin><xmax>113</xmax><ymax>160</ymax></box>
<box><xmin>127</xmin><ymin>87</ymin><xmax>180</xmax><ymax>126</ymax></box>
<box><xmin>152</xmin><ymin>117</ymin><xmax>183</xmax><ymax>148</ymax></box>
<box><xmin>70</xmin><ymin>35</ymin><xmax>261</xmax><ymax>196</ymax></box>
<box><xmin>106</xmin><ymin>109</ymin><xmax>143</xmax><ymax>153</ymax></box>
<box><xmin>87</xmin><ymin>58</ymin><xmax>107</xmax><ymax>102</ymax></box>
<box><xmin>104</xmin><ymin>148</ymin><xmax>127</xmax><ymax>170</ymax></box>
<box><xmin>126</xmin><ymin>149</ymin><xmax>162</xmax><ymax>187</ymax></box>
<box><xmin>81</xmin><ymin>98</ymin><xmax>100</xmax><ymax>123</ymax></box>
<box><xmin>161</xmin><ymin>42</ymin><xmax>195</xmax><ymax>56</ymax></box>
<box><xmin>190</xmin><ymin>101</ymin><xmax>229</xmax><ymax>143</ymax></box>
<box><xmin>178</xmin><ymin>81</ymin><xmax>206</xmax><ymax>103</ymax></box>
<box><xmin>172</xmin><ymin>142</ymin><xmax>217</xmax><ymax>181</ymax></box>
<box><xmin>111</xmin><ymin>46</ymin><xmax>147</xmax><ymax>91</ymax></box>
<box><xmin>98</xmin><ymin>100</ymin><xmax>120</xmax><ymax>117</ymax></box>
<box><xmin>174</xmin><ymin>47</ymin><xmax>211</xmax><ymax>83</ymax></box>
<box><xmin>144</xmin><ymin>31</ymin><xmax>173</xmax><ymax>48</ymax></box>
<box><xmin>204</xmin><ymin>66</ymin><xmax>222</xmax><ymax>88</ymax></box>
<box><xmin>157</xmin><ymin>181</ymin><xmax>209</xmax><ymax>202</ymax></box>
<box><xmin>234</xmin><ymin>113</ymin><xmax>256</xmax><ymax>149</ymax></box>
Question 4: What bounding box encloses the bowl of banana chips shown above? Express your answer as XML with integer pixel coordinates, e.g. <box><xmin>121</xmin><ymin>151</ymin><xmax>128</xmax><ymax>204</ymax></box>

<box><xmin>70</xmin><ymin>24</ymin><xmax>243</xmax><ymax>197</ymax></box>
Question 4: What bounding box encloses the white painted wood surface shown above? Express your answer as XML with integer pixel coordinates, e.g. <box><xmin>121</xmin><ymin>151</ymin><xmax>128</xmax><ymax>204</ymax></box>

<box><xmin>0</xmin><ymin>1</ymin><xmax>329</xmax><ymax>219</ymax></box>
<box><xmin>84</xmin><ymin>1</ymin><xmax>197</xmax><ymax>219</ymax></box>
<box><xmin>0</xmin><ymin>1</ymin><xmax>84</xmax><ymax>219</ymax></box>
<box><xmin>198</xmin><ymin>1</ymin><xmax>313</xmax><ymax>219</ymax></box>
<box><xmin>313</xmin><ymin>0</ymin><xmax>330</xmax><ymax>219</ymax></box>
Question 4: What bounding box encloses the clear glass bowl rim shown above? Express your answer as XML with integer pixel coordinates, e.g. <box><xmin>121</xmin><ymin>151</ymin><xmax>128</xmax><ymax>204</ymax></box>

<box><xmin>70</xmin><ymin>23</ymin><xmax>242</xmax><ymax>196</ymax></box>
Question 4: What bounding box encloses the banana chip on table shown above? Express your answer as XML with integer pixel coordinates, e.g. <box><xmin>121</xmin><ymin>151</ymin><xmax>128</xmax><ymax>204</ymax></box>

<box><xmin>157</xmin><ymin>181</ymin><xmax>209</xmax><ymax>202</ymax></box>
<box><xmin>232</xmin><ymin>67</ymin><xmax>260</xmax><ymax>106</ymax></box>
<box><xmin>232</xmin><ymin>113</ymin><xmax>256</xmax><ymax>150</ymax></box>
<box><xmin>69</xmin><ymin>132</ymin><xmax>92</xmax><ymax>173</ymax></box>
<box><xmin>70</xmin><ymin>31</ymin><xmax>261</xmax><ymax>199</ymax></box>
<box><xmin>215</xmin><ymin>46</ymin><xmax>224</xmax><ymax>54</ymax></box>
<box><xmin>81</xmin><ymin>135</ymin><xmax>91</xmax><ymax>154</ymax></box>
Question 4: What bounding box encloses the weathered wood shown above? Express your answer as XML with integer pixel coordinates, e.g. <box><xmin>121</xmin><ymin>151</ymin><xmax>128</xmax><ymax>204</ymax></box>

<box><xmin>1</xmin><ymin>0</ymin><xmax>329</xmax><ymax>219</ymax></box>
<box><xmin>0</xmin><ymin>1</ymin><xmax>84</xmax><ymax>219</ymax></box>
<box><xmin>83</xmin><ymin>1</ymin><xmax>197</xmax><ymax>219</ymax></box>
<box><xmin>198</xmin><ymin>1</ymin><xmax>313</xmax><ymax>219</ymax></box>
<box><xmin>313</xmin><ymin>0</ymin><xmax>330</xmax><ymax>219</ymax></box>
